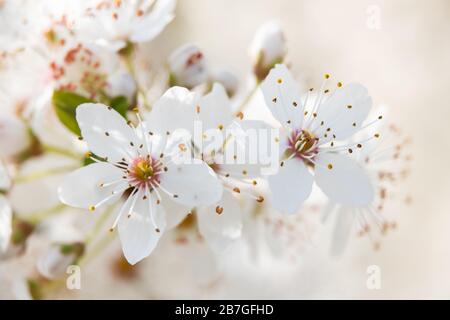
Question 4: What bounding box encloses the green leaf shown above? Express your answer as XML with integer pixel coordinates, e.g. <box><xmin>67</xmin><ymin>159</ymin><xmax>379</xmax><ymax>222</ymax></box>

<box><xmin>109</xmin><ymin>96</ymin><xmax>129</xmax><ymax>118</ymax></box>
<box><xmin>52</xmin><ymin>90</ymin><xmax>92</xmax><ymax>136</ymax></box>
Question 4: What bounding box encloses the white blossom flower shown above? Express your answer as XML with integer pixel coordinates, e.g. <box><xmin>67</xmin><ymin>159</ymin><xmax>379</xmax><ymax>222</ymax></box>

<box><xmin>250</xmin><ymin>21</ymin><xmax>286</xmax><ymax>81</ymax></box>
<box><xmin>261</xmin><ymin>64</ymin><xmax>375</xmax><ymax>214</ymax></box>
<box><xmin>0</xmin><ymin>0</ymin><xmax>79</xmax><ymax>54</ymax></box>
<box><xmin>322</xmin><ymin>115</ymin><xmax>412</xmax><ymax>255</ymax></box>
<box><xmin>145</xmin><ymin>83</ymin><xmax>268</xmax><ymax>252</ymax></box>
<box><xmin>73</xmin><ymin>0</ymin><xmax>176</xmax><ymax>51</ymax></box>
<box><xmin>59</xmin><ymin>99</ymin><xmax>222</xmax><ymax>264</ymax></box>
<box><xmin>48</xmin><ymin>42</ymin><xmax>122</xmax><ymax>99</ymax></box>
<box><xmin>168</xmin><ymin>43</ymin><xmax>209</xmax><ymax>89</ymax></box>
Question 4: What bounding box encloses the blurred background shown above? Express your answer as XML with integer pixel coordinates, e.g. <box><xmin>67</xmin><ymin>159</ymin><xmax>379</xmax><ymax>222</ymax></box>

<box><xmin>2</xmin><ymin>0</ymin><xmax>450</xmax><ymax>299</ymax></box>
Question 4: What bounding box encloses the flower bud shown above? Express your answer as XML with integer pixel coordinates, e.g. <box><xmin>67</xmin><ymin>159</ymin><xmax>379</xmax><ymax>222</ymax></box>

<box><xmin>211</xmin><ymin>70</ymin><xmax>239</xmax><ymax>97</ymax></box>
<box><xmin>168</xmin><ymin>44</ymin><xmax>209</xmax><ymax>89</ymax></box>
<box><xmin>37</xmin><ymin>242</ymin><xmax>85</xmax><ymax>279</ymax></box>
<box><xmin>250</xmin><ymin>21</ymin><xmax>286</xmax><ymax>82</ymax></box>
<box><xmin>107</xmin><ymin>71</ymin><xmax>137</xmax><ymax>102</ymax></box>
<box><xmin>0</xmin><ymin>218</ymin><xmax>35</xmax><ymax>261</ymax></box>
<box><xmin>0</xmin><ymin>115</ymin><xmax>31</xmax><ymax>158</ymax></box>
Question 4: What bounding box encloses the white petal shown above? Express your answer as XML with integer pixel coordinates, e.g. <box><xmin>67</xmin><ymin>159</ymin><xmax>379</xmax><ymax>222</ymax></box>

<box><xmin>268</xmin><ymin>158</ymin><xmax>313</xmax><ymax>214</ymax></box>
<box><xmin>134</xmin><ymin>123</ymin><xmax>168</xmax><ymax>156</ymax></box>
<box><xmin>330</xmin><ymin>205</ymin><xmax>354</xmax><ymax>257</ymax></box>
<box><xmin>314</xmin><ymin>83</ymin><xmax>372</xmax><ymax>141</ymax></box>
<box><xmin>197</xmin><ymin>191</ymin><xmax>242</xmax><ymax>252</ymax></box>
<box><xmin>76</xmin><ymin>103</ymin><xmax>138</xmax><ymax>163</ymax></box>
<box><xmin>315</xmin><ymin>152</ymin><xmax>374</xmax><ymax>206</ymax></box>
<box><xmin>130</xmin><ymin>0</ymin><xmax>176</xmax><ymax>43</ymax></box>
<box><xmin>211</xmin><ymin>70</ymin><xmax>238</xmax><ymax>97</ymax></box>
<box><xmin>144</xmin><ymin>86</ymin><xmax>197</xmax><ymax>135</ymax></box>
<box><xmin>0</xmin><ymin>195</ymin><xmax>12</xmax><ymax>253</ymax></box>
<box><xmin>160</xmin><ymin>192</ymin><xmax>192</xmax><ymax>229</ymax></box>
<box><xmin>260</xmin><ymin>64</ymin><xmax>304</xmax><ymax>129</ymax></box>
<box><xmin>197</xmin><ymin>83</ymin><xmax>234</xmax><ymax>131</ymax></box>
<box><xmin>58</xmin><ymin>162</ymin><xmax>125</xmax><ymax>210</ymax></box>
<box><xmin>118</xmin><ymin>193</ymin><xmax>166</xmax><ymax>265</ymax></box>
<box><xmin>159</xmin><ymin>161</ymin><xmax>223</xmax><ymax>207</ymax></box>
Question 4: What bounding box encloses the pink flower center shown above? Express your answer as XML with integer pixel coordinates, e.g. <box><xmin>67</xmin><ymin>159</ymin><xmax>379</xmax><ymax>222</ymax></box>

<box><xmin>128</xmin><ymin>156</ymin><xmax>161</xmax><ymax>188</ymax></box>
<box><xmin>287</xmin><ymin>129</ymin><xmax>319</xmax><ymax>159</ymax></box>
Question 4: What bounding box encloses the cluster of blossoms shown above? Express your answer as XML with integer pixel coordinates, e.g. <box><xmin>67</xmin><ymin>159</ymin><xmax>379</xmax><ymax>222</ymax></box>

<box><xmin>0</xmin><ymin>0</ymin><xmax>411</xmax><ymax>299</ymax></box>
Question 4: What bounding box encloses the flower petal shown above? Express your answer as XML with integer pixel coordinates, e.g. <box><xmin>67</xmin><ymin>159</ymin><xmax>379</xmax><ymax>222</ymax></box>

<box><xmin>159</xmin><ymin>161</ymin><xmax>223</xmax><ymax>207</ymax></box>
<box><xmin>315</xmin><ymin>152</ymin><xmax>374</xmax><ymax>206</ymax></box>
<box><xmin>76</xmin><ymin>103</ymin><xmax>138</xmax><ymax>163</ymax></box>
<box><xmin>130</xmin><ymin>0</ymin><xmax>176</xmax><ymax>43</ymax></box>
<box><xmin>260</xmin><ymin>64</ymin><xmax>304</xmax><ymax>129</ymax></box>
<box><xmin>118</xmin><ymin>193</ymin><xmax>166</xmax><ymax>265</ymax></box>
<box><xmin>160</xmin><ymin>192</ymin><xmax>192</xmax><ymax>229</ymax></box>
<box><xmin>134</xmin><ymin>123</ymin><xmax>168</xmax><ymax>157</ymax></box>
<box><xmin>197</xmin><ymin>191</ymin><xmax>242</xmax><ymax>252</ymax></box>
<box><xmin>58</xmin><ymin>162</ymin><xmax>125</xmax><ymax>210</ymax></box>
<box><xmin>268</xmin><ymin>158</ymin><xmax>313</xmax><ymax>214</ymax></box>
<box><xmin>144</xmin><ymin>86</ymin><xmax>197</xmax><ymax>135</ymax></box>
<box><xmin>314</xmin><ymin>83</ymin><xmax>372</xmax><ymax>141</ymax></box>
<box><xmin>197</xmin><ymin>83</ymin><xmax>234</xmax><ymax>131</ymax></box>
<box><xmin>0</xmin><ymin>195</ymin><xmax>12</xmax><ymax>253</ymax></box>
